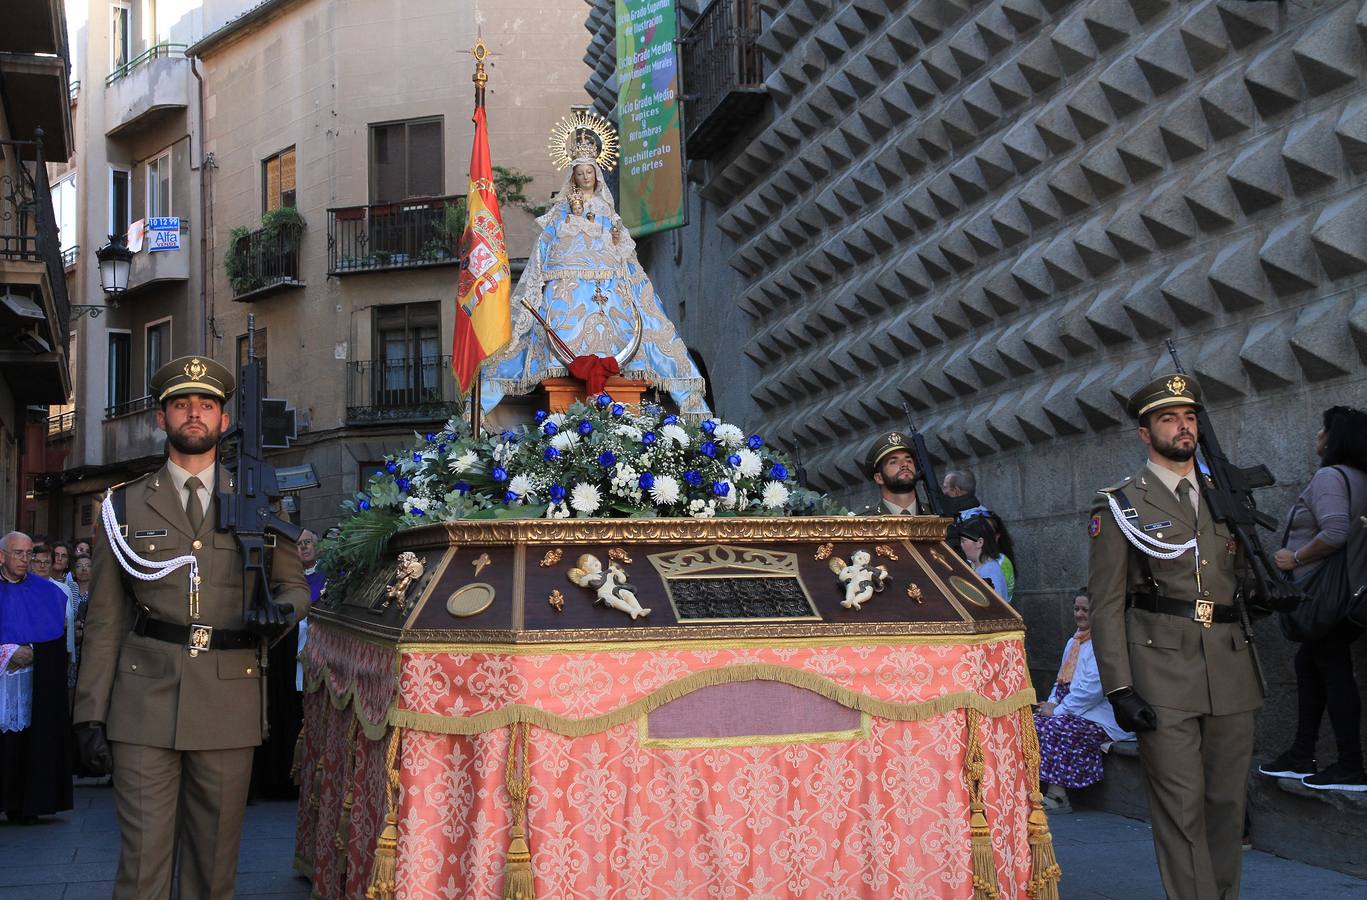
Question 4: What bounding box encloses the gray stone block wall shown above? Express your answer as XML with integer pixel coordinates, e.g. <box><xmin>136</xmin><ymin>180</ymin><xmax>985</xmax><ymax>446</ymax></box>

<box><xmin>587</xmin><ymin>0</ymin><xmax>1367</xmax><ymax>759</ymax></box>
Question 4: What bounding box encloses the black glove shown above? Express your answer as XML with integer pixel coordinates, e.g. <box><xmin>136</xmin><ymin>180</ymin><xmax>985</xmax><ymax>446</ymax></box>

<box><xmin>1108</xmin><ymin>687</ymin><xmax>1158</xmax><ymax>733</ymax></box>
<box><xmin>74</xmin><ymin>721</ymin><xmax>112</xmax><ymax>777</ymax></box>
<box><xmin>243</xmin><ymin>600</ymin><xmax>295</xmax><ymax>636</ymax></box>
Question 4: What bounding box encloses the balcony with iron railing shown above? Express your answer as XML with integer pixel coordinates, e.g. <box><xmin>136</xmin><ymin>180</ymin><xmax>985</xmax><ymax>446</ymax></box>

<box><xmin>102</xmin><ymin>395</ymin><xmax>163</xmax><ymax>460</ymax></box>
<box><xmin>46</xmin><ymin>409</ymin><xmax>76</xmax><ymax>440</ymax></box>
<box><xmin>345</xmin><ymin>355</ymin><xmax>461</xmax><ymax>424</ymax></box>
<box><xmin>105</xmin><ymin>43</ymin><xmax>189</xmax><ymax>138</ymax></box>
<box><xmin>681</xmin><ymin>0</ymin><xmax>766</xmax><ymax>160</ymax></box>
<box><xmin>327</xmin><ymin>195</ymin><xmax>465</xmax><ymax>275</ymax></box>
<box><xmin>228</xmin><ymin>222</ymin><xmax>304</xmax><ymax>301</ymax></box>
<box><xmin>61</xmin><ymin>244</ymin><xmax>77</xmax><ymax>269</ymax></box>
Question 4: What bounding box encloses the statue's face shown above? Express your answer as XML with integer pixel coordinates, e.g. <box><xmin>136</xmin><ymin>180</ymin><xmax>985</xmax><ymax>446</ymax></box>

<box><xmin>572</xmin><ymin>164</ymin><xmax>596</xmax><ymax>192</ymax></box>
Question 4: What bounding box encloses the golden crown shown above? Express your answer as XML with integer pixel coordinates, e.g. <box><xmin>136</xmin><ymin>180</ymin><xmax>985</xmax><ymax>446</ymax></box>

<box><xmin>549</xmin><ymin>110</ymin><xmax>619</xmax><ymax>172</ymax></box>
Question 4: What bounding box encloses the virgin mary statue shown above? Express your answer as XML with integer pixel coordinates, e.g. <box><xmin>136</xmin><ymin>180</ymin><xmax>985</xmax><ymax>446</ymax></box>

<box><xmin>481</xmin><ymin>115</ymin><xmax>710</xmax><ymax>418</ymax></box>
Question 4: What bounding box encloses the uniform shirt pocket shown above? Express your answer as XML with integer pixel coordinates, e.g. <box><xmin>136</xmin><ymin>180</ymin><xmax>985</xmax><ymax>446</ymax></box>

<box><xmin>1127</xmin><ymin>616</ymin><xmax>1183</xmax><ymax>651</ymax></box>
<box><xmin>119</xmin><ymin>643</ymin><xmax>173</xmax><ymax>678</ymax></box>
<box><xmin>216</xmin><ymin>651</ymin><xmax>260</xmax><ymax>680</ymax></box>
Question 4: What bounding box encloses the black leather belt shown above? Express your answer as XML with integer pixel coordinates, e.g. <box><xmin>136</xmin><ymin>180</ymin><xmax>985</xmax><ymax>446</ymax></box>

<box><xmin>133</xmin><ymin>613</ymin><xmax>258</xmax><ymax>651</ymax></box>
<box><xmin>1127</xmin><ymin>592</ymin><xmax>1238</xmax><ymax>625</ymax></box>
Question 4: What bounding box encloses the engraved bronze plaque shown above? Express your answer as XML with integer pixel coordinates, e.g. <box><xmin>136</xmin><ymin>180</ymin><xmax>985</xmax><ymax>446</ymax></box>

<box><xmin>446</xmin><ymin>583</ymin><xmax>497</xmax><ymax>618</ymax></box>
<box><xmin>647</xmin><ymin>544</ymin><xmax>820</xmax><ymax>624</ymax></box>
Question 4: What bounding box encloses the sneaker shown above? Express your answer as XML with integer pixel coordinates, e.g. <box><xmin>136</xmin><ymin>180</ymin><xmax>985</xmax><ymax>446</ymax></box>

<box><xmin>1041</xmin><ymin>793</ymin><xmax>1072</xmax><ymax>814</ymax></box>
<box><xmin>1301</xmin><ymin>762</ymin><xmax>1367</xmax><ymax>792</ymax></box>
<box><xmin>1258</xmin><ymin>750</ymin><xmax>1317</xmax><ymax>779</ymax></box>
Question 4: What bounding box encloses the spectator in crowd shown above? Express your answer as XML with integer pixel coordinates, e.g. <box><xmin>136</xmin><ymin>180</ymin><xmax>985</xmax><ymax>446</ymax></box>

<box><xmin>298</xmin><ymin>529</ymin><xmax>325</xmax><ymax>691</ymax></box>
<box><xmin>72</xmin><ymin>539</ymin><xmax>91</xmax><ymax>560</ymax></box>
<box><xmin>29</xmin><ymin>546</ymin><xmax>77</xmax><ymax>685</ymax></box>
<box><xmin>1261</xmin><ymin>405</ymin><xmax>1367</xmax><ymax>791</ymax></box>
<box><xmin>960</xmin><ymin>517</ymin><xmax>1010</xmax><ymax>601</ymax></box>
<box><xmin>984</xmin><ymin>512</ymin><xmax>1018</xmax><ymax>602</ymax></box>
<box><xmin>49</xmin><ymin>541</ymin><xmax>71</xmax><ymax>584</ymax></box>
<box><xmin>69</xmin><ymin>555</ymin><xmax>92</xmax><ymax>696</ymax></box>
<box><xmin>942</xmin><ymin>468</ymin><xmax>992</xmax><ymax>520</ymax></box>
<box><xmin>0</xmin><ymin>532</ymin><xmax>72</xmax><ymax>823</ymax></box>
<box><xmin>1035</xmin><ymin>590</ymin><xmax>1135</xmax><ymax>813</ymax></box>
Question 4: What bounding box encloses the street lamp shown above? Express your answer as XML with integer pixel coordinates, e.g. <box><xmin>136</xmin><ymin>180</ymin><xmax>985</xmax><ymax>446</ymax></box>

<box><xmin>74</xmin><ymin>234</ymin><xmax>135</xmax><ymax>319</ymax></box>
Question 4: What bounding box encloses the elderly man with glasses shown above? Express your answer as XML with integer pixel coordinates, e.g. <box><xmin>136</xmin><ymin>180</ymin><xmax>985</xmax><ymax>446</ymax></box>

<box><xmin>0</xmin><ymin>532</ymin><xmax>72</xmax><ymax>823</ymax></box>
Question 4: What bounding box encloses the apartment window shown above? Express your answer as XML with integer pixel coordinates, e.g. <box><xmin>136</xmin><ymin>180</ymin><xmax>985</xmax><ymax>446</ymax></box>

<box><xmin>107</xmin><ymin>331</ymin><xmax>131</xmax><ymax>414</ymax></box>
<box><xmin>147</xmin><ymin>152</ymin><xmax>172</xmax><ymax>218</ymax></box>
<box><xmin>110</xmin><ymin>168</ymin><xmax>131</xmax><ymax>236</ymax></box>
<box><xmin>111</xmin><ymin>2</ymin><xmax>130</xmax><ymax>71</ymax></box>
<box><xmin>236</xmin><ymin>330</ymin><xmax>267</xmax><ymax>392</ymax></box>
<box><xmin>374</xmin><ymin>303</ymin><xmax>439</xmax><ymax>406</ymax></box>
<box><xmin>369</xmin><ymin>118</ymin><xmax>443</xmax><ymax>203</ymax></box>
<box><xmin>51</xmin><ymin>175</ymin><xmax>77</xmax><ymax>252</ymax></box>
<box><xmin>145</xmin><ymin>318</ymin><xmax>171</xmax><ymax>392</ymax></box>
<box><xmin>262</xmin><ymin>147</ymin><xmax>297</xmax><ymax>213</ymax></box>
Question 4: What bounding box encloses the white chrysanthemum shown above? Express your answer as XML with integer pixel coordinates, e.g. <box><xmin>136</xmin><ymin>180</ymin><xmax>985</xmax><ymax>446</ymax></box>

<box><xmin>714</xmin><ymin>423</ymin><xmax>744</xmax><ymax>446</ymax></box>
<box><xmin>448</xmin><ymin>450</ymin><xmax>479</xmax><ymax>474</ymax></box>
<box><xmin>660</xmin><ymin>424</ymin><xmax>690</xmax><ymax>447</ymax></box>
<box><xmin>613</xmin><ymin>423</ymin><xmax>643</xmax><ymax>441</ymax></box>
<box><xmin>546</xmin><ymin>413</ymin><xmax>568</xmax><ymax>428</ymax></box>
<box><xmin>570</xmin><ymin>483</ymin><xmax>602</xmax><ymax>514</ymax></box>
<box><xmin>733</xmin><ymin>448</ymin><xmax>762</xmax><ymax>478</ymax></box>
<box><xmin>761</xmin><ymin>480</ymin><xmax>790</xmax><ymax>509</ymax></box>
<box><xmin>649</xmin><ymin>474</ymin><xmax>681</xmax><ymax>506</ymax></box>
<box><xmin>508</xmin><ymin>474</ymin><xmax>532</xmax><ymax>499</ymax></box>
<box><xmin>550</xmin><ymin>430</ymin><xmax>580</xmax><ymax>451</ymax></box>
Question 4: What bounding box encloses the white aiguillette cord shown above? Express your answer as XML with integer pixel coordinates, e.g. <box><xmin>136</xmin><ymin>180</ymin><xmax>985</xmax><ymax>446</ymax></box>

<box><xmin>1104</xmin><ymin>491</ymin><xmax>1203</xmax><ymax>583</ymax></box>
<box><xmin>101</xmin><ymin>490</ymin><xmax>200</xmax><ymax>598</ymax></box>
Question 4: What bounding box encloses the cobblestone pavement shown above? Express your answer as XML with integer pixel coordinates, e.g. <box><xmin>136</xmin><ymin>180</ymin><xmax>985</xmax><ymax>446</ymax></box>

<box><xmin>2</xmin><ymin>784</ymin><xmax>1365</xmax><ymax>897</ymax></box>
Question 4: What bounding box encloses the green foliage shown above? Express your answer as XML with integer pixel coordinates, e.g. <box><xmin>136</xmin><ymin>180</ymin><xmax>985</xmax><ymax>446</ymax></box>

<box><xmin>225</xmin><ymin>226</ymin><xmax>254</xmax><ymax>295</ymax></box>
<box><xmin>260</xmin><ymin>205</ymin><xmax>305</xmax><ymax>237</ymax></box>
<box><xmin>318</xmin><ymin>508</ymin><xmax>403</xmax><ymax>580</ymax></box>
<box><xmin>224</xmin><ymin>206</ymin><xmax>306</xmax><ymax>296</ymax></box>
<box><xmin>493</xmin><ymin>165</ymin><xmax>549</xmax><ymax>218</ymax></box>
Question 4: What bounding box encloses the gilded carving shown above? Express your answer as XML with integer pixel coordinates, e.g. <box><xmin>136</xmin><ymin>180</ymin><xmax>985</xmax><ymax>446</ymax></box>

<box><xmin>875</xmin><ymin>544</ymin><xmax>899</xmax><ymax>561</ymax></box>
<box><xmin>548</xmin><ymin>589</ymin><xmax>565</xmax><ymax>612</ymax></box>
<box><xmin>472</xmin><ymin>552</ymin><xmax>492</xmax><ymax>576</ymax></box>
<box><xmin>814</xmin><ymin>542</ymin><xmax>834</xmax><ymax>561</ymax></box>
<box><xmin>539</xmin><ymin>548</ymin><xmax>563</xmax><ymax>567</ymax></box>
<box><xmin>382</xmin><ymin>552</ymin><xmax>426</xmax><ymax>611</ymax></box>
<box><xmin>906</xmin><ymin>583</ymin><xmax>924</xmax><ymax>604</ymax></box>
<box><xmin>607</xmin><ymin>547</ymin><xmax>634</xmax><ymax>565</ymax></box>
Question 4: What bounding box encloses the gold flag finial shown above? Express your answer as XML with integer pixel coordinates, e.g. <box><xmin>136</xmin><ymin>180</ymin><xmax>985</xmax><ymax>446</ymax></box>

<box><xmin>471</xmin><ymin>36</ymin><xmax>489</xmax><ymax>87</ymax></box>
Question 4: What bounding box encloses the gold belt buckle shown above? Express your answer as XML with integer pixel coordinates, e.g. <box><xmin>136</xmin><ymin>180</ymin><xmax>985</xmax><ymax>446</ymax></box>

<box><xmin>1194</xmin><ymin>599</ymin><xmax>1214</xmax><ymax>629</ymax></box>
<box><xmin>188</xmin><ymin>624</ymin><xmax>213</xmax><ymax>656</ymax></box>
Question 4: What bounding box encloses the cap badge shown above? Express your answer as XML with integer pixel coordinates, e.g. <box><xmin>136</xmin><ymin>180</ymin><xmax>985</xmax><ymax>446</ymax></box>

<box><xmin>185</xmin><ymin>358</ymin><xmax>208</xmax><ymax>381</ymax></box>
<box><xmin>889</xmin><ymin>433</ymin><xmax>904</xmax><ymax>445</ymax></box>
<box><xmin>1166</xmin><ymin>376</ymin><xmax>1187</xmax><ymax>396</ymax></box>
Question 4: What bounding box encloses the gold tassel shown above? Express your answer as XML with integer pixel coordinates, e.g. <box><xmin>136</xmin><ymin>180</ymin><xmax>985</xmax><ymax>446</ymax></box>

<box><xmin>365</xmin><ymin>727</ymin><xmax>403</xmax><ymax>900</ymax></box>
<box><xmin>289</xmin><ymin>725</ymin><xmax>306</xmax><ymax>784</ymax></box>
<box><xmin>335</xmin><ymin>718</ymin><xmax>359</xmax><ymax>854</ymax></box>
<box><xmin>965</xmin><ymin>708</ymin><xmax>1000</xmax><ymax>900</ymax></box>
<box><xmin>308</xmin><ymin>758</ymin><xmax>324</xmax><ymax>811</ymax></box>
<box><xmin>501</xmin><ymin>721</ymin><xmax>535</xmax><ymax>899</ymax></box>
<box><xmin>1019</xmin><ymin>708</ymin><xmax>1063</xmax><ymax>899</ymax></box>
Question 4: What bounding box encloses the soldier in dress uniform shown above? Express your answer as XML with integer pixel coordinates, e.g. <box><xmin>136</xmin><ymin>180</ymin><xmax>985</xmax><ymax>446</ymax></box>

<box><xmin>72</xmin><ymin>355</ymin><xmax>311</xmax><ymax>900</ymax></box>
<box><xmin>1088</xmin><ymin>374</ymin><xmax>1261</xmax><ymax>900</ymax></box>
<box><xmin>861</xmin><ymin>431</ymin><xmax>921</xmax><ymax>515</ymax></box>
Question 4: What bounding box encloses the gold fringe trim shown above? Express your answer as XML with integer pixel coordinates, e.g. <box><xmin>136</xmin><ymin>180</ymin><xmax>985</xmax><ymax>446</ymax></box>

<box><xmin>965</xmin><ymin>708</ymin><xmax>1000</xmax><ymax>900</ymax></box>
<box><xmin>391</xmin><ymin>664</ymin><xmax>1036</xmax><ymax>737</ymax></box>
<box><xmin>365</xmin><ymin>728</ymin><xmax>403</xmax><ymax>900</ymax></box>
<box><xmin>1019</xmin><ymin>707</ymin><xmax>1063</xmax><ymax>898</ymax></box>
<box><xmin>289</xmin><ymin>726</ymin><xmax>307</xmax><ymax>784</ymax></box>
<box><xmin>335</xmin><ymin>716</ymin><xmax>360</xmax><ymax>891</ymax></box>
<box><xmin>501</xmin><ymin>721</ymin><xmax>535</xmax><ymax>899</ymax></box>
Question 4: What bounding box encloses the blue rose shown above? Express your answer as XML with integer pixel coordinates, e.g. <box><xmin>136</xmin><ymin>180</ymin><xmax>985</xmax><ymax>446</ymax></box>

<box><xmin>534</xmin><ymin>410</ymin><xmax>548</xmax><ymax>423</ymax></box>
<box><xmin>595</xmin><ymin>393</ymin><xmax>612</xmax><ymax>408</ymax></box>
<box><xmin>504</xmin><ymin>490</ymin><xmax>518</xmax><ymax>503</ymax></box>
<box><xmin>492</xmin><ymin>466</ymin><xmax>508</xmax><ymax>482</ymax></box>
<box><xmin>639</xmin><ymin>472</ymin><xmax>655</xmax><ymax>490</ymax></box>
<box><xmin>425</xmin><ymin>432</ymin><xmax>436</xmax><ymax>443</ymax></box>
<box><xmin>748</xmin><ymin>435</ymin><xmax>764</xmax><ymax>450</ymax></box>
<box><xmin>542</xmin><ymin>421</ymin><xmax>558</xmax><ymax>436</ymax></box>
<box><xmin>411</xmin><ymin>507</ymin><xmax>425</xmax><ymax>517</ymax></box>
<box><xmin>701</xmin><ymin>419</ymin><xmax>717</xmax><ymax>434</ymax></box>
<box><xmin>642</xmin><ymin>432</ymin><xmax>657</xmax><ymax>446</ymax></box>
<box><xmin>768</xmin><ymin>463</ymin><xmax>788</xmax><ymax>481</ymax></box>
<box><xmin>374</xmin><ymin>470</ymin><xmax>385</xmax><ymax>479</ymax></box>
<box><xmin>598</xmin><ymin>450</ymin><xmax>616</xmax><ymax>468</ymax></box>
<box><xmin>578</xmin><ymin>420</ymin><xmax>593</xmax><ymax>436</ymax></box>
<box><xmin>358</xmin><ymin>498</ymin><xmax>371</xmax><ymax>511</ymax></box>
<box><xmin>712</xmin><ymin>481</ymin><xmax>730</xmax><ymax>497</ymax></box>
<box><xmin>501</xmin><ymin>429</ymin><xmax>518</xmax><ymax>441</ymax></box>
<box><xmin>549</xmin><ymin>484</ymin><xmax>567</xmax><ymax>503</ymax></box>
<box><xmin>684</xmin><ymin>470</ymin><xmax>703</xmax><ymax>486</ymax></box>
<box><xmin>663</xmin><ymin>415</ymin><xmax>679</xmax><ymax>426</ymax></box>
<box><xmin>611</xmin><ymin>403</ymin><xmax>625</xmax><ymax>417</ymax></box>
<box><xmin>544</xmin><ymin>447</ymin><xmax>560</xmax><ymax>461</ymax></box>
<box><xmin>412</xmin><ymin>452</ymin><xmax>422</xmax><ymax>463</ymax></box>
<box><xmin>727</xmin><ymin>453</ymin><xmax>741</xmax><ymax>466</ymax></box>
<box><xmin>437</xmin><ymin>443</ymin><xmax>446</xmax><ymax>453</ymax></box>
<box><xmin>395</xmin><ymin>477</ymin><xmax>410</xmax><ymax>492</ymax></box>
<box><xmin>643</xmin><ymin>402</ymin><xmax>661</xmax><ymax>416</ymax></box>
<box><xmin>455</xmin><ymin>481</ymin><xmax>471</xmax><ymax>493</ymax></box>
<box><xmin>701</xmin><ymin>441</ymin><xmax>718</xmax><ymax>458</ymax></box>
<box><xmin>385</xmin><ymin>461</ymin><xmax>398</xmax><ymax>473</ymax></box>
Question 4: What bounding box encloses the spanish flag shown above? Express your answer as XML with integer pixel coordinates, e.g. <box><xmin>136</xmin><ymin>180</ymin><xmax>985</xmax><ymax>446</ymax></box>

<box><xmin>451</xmin><ymin>99</ymin><xmax>511</xmax><ymax>394</ymax></box>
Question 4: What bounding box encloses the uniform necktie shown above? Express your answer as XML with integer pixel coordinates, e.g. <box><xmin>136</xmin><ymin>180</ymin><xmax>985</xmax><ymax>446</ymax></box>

<box><xmin>1176</xmin><ymin>479</ymin><xmax>1196</xmax><ymax>516</ymax></box>
<box><xmin>185</xmin><ymin>475</ymin><xmax>205</xmax><ymax>532</ymax></box>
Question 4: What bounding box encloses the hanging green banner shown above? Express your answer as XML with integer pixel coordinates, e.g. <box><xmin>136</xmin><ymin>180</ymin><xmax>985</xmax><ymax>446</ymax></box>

<box><xmin>616</xmin><ymin>0</ymin><xmax>686</xmax><ymax>237</ymax></box>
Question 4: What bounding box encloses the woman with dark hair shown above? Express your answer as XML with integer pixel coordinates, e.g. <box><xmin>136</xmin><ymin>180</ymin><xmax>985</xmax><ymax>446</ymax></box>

<box><xmin>1260</xmin><ymin>406</ymin><xmax>1367</xmax><ymax>791</ymax></box>
<box><xmin>960</xmin><ymin>516</ymin><xmax>1010</xmax><ymax>602</ymax></box>
<box><xmin>985</xmin><ymin>512</ymin><xmax>1018</xmax><ymax>602</ymax></box>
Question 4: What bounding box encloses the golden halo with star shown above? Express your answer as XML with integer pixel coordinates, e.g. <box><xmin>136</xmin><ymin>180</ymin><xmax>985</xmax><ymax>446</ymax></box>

<box><xmin>548</xmin><ymin>110</ymin><xmax>619</xmax><ymax>172</ymax></box>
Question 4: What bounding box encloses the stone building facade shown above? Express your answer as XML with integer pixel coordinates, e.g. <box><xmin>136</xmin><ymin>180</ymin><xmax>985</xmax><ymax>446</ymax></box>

<box><xmin>584</xmin><ymin>0</ymin><xmax>1367</xmax><ymax>765</ymax></box>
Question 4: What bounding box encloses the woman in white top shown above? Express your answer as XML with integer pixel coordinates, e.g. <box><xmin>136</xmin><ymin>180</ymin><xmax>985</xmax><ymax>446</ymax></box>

<box><xmin>1035</xmin><ymin>591</ymin><xmax>1135</xmax><ymax>813</ymax></box>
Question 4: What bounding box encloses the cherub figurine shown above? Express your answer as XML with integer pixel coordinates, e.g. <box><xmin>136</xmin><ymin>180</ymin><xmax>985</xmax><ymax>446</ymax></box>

<box><xmin>383</xmin><ymin>551</ymin><xmax>426</xmax><ymax>610</ymax></box>
<box><xmin>567</xmin><ymin>553</ymin><xmax>651</xmax><ymax>619</ymax></box>
<box><xmin>830</xmin><ymin>549</ymin><xmax>889</xmax><ymax>610</ymax></box>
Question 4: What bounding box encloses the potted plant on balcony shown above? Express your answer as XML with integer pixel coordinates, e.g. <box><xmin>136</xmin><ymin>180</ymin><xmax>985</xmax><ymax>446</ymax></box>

<box><xmin>225</xmin><ymin>207</ymin><xmax>306</xmax><ymax>295</ymax></box>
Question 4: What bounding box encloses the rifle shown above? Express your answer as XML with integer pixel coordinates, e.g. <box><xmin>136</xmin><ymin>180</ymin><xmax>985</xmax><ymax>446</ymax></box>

<box><xmin>902</xmin><ymin>403</ymin><xmax>951</xmax><ymax>518</ymax></box>
<box><xmin>217</xmin><ymin>314</ymin><xmax>301</xmax><ymax>639</ymax></box>
<box><xmin>1165</xmin><ymin>341</ymin><xmax>1303</xmax><ymax>694</ymax></box>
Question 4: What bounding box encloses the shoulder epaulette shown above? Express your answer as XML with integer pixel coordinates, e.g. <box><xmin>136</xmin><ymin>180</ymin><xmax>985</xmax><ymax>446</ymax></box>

<box><xmin>1097</xmin><ymin>474</ymin><xmax>1133</xmax><ymax>496</ymax></box>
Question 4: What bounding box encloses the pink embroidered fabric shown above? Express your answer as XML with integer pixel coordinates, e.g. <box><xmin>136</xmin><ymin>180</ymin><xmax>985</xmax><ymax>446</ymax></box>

<box><xmin>300</xmin><ymin>631</ymin><xmax>1038</xmax><ymax>898</ymax></box>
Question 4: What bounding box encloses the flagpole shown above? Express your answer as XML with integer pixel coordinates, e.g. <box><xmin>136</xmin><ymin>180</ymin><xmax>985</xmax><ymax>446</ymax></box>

<box><xmin>467</xmin><ymin>40</ymin><xmax>489</xmax><ymax>439</ymax></box>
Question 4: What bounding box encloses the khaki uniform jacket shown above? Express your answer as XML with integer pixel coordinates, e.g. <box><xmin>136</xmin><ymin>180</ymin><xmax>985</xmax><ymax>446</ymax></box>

<box><xmin>1087</xmin><ymin>465</ymin><xmax>1262</xmax><ymax>717</ymax></box>
<box><xmin>73</xmin><ymin>463</ymin><xmax>312</xmax><ymax>751</ymax></box>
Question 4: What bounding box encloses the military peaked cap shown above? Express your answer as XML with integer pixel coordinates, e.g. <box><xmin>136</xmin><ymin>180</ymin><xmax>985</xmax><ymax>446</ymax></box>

<box><xmin>151</xmin><ymin>355</ymin><xmax>236</xmax><ymax>403</ymax></box>
<box><xmin>864</xmin><ymin>431</ymin><xmax>913</xmax><ymax>475</ymax></box>
<box><xmin>1127</xmin><ymin>373</ymin><xmax>1203</xmax><ymax>420</ymax></box>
